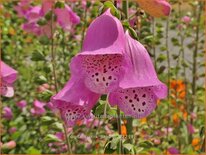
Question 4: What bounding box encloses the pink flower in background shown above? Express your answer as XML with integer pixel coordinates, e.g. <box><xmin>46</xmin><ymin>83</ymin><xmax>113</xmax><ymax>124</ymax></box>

<box><xmin>109</xmin><ymin>31</ymin><xmax>167</xmax><ymax>119</ymax></box>
<box><xmin>191</xmin><ymin>112</ymin><xmax>197</xmax><ymax>120</ymax></box>
<box><xmin>3</xmin><ymin>107</ymin><xmax>13</xmax><ymax>120</ymax></box>
<box><xmin>16</xmin><ymin>100</ymin><xmax>27</xmax><ymax>109</ymax></box>
<box><xmin>0</xmin><ymin>61</ymin><xmax>18</xmax><ymax>97</ymax></box>
<box><xmin>70</xmin><ymin>9</ymin><xmax>127</xmax><ymax>94</ymax></box>
<box><xmin>18</xmin><ymin>0</ymin><xmax>80</xmax><ymax>37</ymax></box>
<box><xmin>168</xmin><ymin>147</ymin><xmax>179</xmax><ymax>154</ymax></box>
<box><xmin>39</xmin><ymin>0</ymin><xmax>54</xmax><ymax>16</ymax></box>
<box><xmin>2</xmin><ymin>141</ymin><xmax>16</xmax><ymax>150</ymax></box>
<box><xmin>136</xmin><ymin>0</ymin><xmax>171</xmax><ymax>17</ymax></box>
<box><xmin>14</xmin><ymin>0</ymin><xmax>31</xmax><ymax>17</ymax></box>
<box><xmin>55</xmin><ymin>5</ymin><xmax>80</xmax><ymax>31</ymax></box>
<box><xmin>25</xmin><ymin>6</ymin><xmax>41</xmax><ymax>22</ymax></box>
<box><xmin>9</xmin><ymin>127</ymin><xmax>17</xmax><ymax>134</ymax></box>
<box><xmin>182</xmin><ymin>16</ymin><xmax>191</xmax><ymax>24</ymax></box>
<box><xmin>30</xmin><ymin>100</ymin><xmax>46</xmax><ymax>116</ymax></box>
<box><xmin>187</xmin><ymin>124</ymin><xmax>195</xmax><ymax>134</ymax></box>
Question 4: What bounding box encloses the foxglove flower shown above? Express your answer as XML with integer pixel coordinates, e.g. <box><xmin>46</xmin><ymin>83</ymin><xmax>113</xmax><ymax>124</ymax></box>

<box><xmin>0</xmin><ymin>61</ymin><xmax>18</xmax><ymax>97</ymax></box>
<box><xmin>109</xmin><ymin>32</ymin><xmax>167</xmax><ymax>118</ymax></box>
<box><xmin>136</xmin><ymin>0</ymin><xmax>171</xmax><ymax>17</ymax></box>
<box><xmin>182</xmin><ymin>16</ymin><xmax>191</xmax><ymax>24</ymax></box>
<box><xmin>55</xmin><ymin>5</ymin><xmax>80</xmax><ymax>31</ymax></box>
<box><xmin>16</xmin><ymin>100</ymin><xmax>27</xmax><ymax>109</ymax></box>
<box><xmin>14</xmin><ymin>0</ymin><xmax>31</xmax><ymax>18</ymax></box>
<box><xmin>51</xmin><ymin>77</ymin><xmax>100</xmax><ymax>126</ymax></box>
<box><xmin>70</xmin><ymin>9</ymin><xmax>128</xmax><ymax>94</ymax></box>
<box><xmin>30</xmin><ymin>100</ymin><xmax>46</xmax><ymax>116</ymax></box>
<box><xmin>3</xmin><ymin>107</ymin><xmax>13</xmax><ymax>120</ymax></box>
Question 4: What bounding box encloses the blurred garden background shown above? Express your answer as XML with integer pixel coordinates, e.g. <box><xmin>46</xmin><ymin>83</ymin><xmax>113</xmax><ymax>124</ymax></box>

<box><xmin>0</xmin><ymin>0</ymin><xmax>205</xmax><ymax>154</ymax></box>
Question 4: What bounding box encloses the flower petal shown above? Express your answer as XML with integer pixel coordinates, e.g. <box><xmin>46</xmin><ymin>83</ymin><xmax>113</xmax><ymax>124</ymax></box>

<box><xmin>120</xmin><ymin>32</ymin><xmax>167</xmax><ymax>99</ymax></box>
<box><xmin>136</xmin><ymin>0</ymin><xmax>171</xmax><ymax>17</ymax></box>
<box><xmin>70</xmin><ymin>9</ymin><xmax>127</xmax><ymax>94</ymax></box>
<box><xmin>51</xmin><ymin>77</ymin><xmax>100</xmax><ymax>126</ymax></box>
<box><xmin>109</xmin><ymin>87</ymin><xmax>157</xmax><ymax>118</ymax></box>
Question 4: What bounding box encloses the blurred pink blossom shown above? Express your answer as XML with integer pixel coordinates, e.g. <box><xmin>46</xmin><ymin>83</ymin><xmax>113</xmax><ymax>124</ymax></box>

<box><xmin>30</xmin><ymin>100</ymin><xmax>46</xmax><ymax>116</ymax></box>
<box><xmin>168</xmin><ymin>147</ymin><xmax>179</xmax><ymax>154</ymax></box>
<box><xmin>191</xmin><ymin>112</ymin><xmax>197</xmax><ymax>119</ymax></box>
<box><xmin>9</xmin><ymin>127</ymin><xmax>17</xmax><ymax>134</ymax></box>
<box><xmin>14</xmin><ymin>0</ymin><xmax>31</xmax><ymax>17</ymax></box>
<box><xmin>182</xmin><ymin>16</ymin><xmax>191</xmax><ymax>24</ymax></box>
<box><xmin>3</xmin><ymin>107</ymin><xmax>13</xmax><ymax>120</ymax></box>
<box><xmin>2</xmin><ymin>140</ymin><xmax>16</xmax><ymax>150</ymax></box>
<box><xmin>187</xmin><ymin>124</ymin><xmax>195</xmax><ymax>134</ymax></box>
<box><xmin>16</xmin><ymin>100</ymin><xmax>27</xmax><ymax>109</ymax></box>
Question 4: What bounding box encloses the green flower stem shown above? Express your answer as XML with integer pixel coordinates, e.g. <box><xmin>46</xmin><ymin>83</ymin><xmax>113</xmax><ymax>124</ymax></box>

<box><xmin>152</xmin><ymin>18</ymin><xmax>157</xmax><ymax>70</ymax></box>
<box><xmin>165</xmin><ymin>17</ymin><xmax>171</xmax><ymax>143</ymax></box>
<box><xmin>117</xmin><ymin>107</ymin><xmax>123</xmax><ymax>154</ymax></box>
<box><xmin>50</xmin><ymin>5</ymin><xmax>71</xmax><ymax>154</ymax></box>
<box><xmin>122</xmin><ymin>0</ymin><xmax>133</xmax><ymax>144</ymax></box>
<box><xmin>191</xmin><ymin>1</ymin><xmax>203</xmax><ymax>143</ymax></box>
<box><xmin>63</xmin><ymin>124</ymin><xmax>72</xmax><ymax>154</ymax></box>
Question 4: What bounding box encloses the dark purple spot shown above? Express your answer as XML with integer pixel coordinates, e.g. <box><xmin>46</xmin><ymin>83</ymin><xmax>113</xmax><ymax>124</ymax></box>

<box><xmin>108</xmin><ymin>76</ymin><xmax>112</xmax><ymax>80</ymax></box>
<box><xmin>106</xmin><ymin>83</ymin><xmax>109</xmax><ymax>86</ymax></box>
<box><xmin>134</xmin><ymin>94</ymin><xmax>138</xmax><ymax>99</ymax></box>
<box><xmin>142</xmin><ymin>94</ymin><xmax>146</xmax><ymax>98</ymax></box>
<box><xmin>95</xmin><ymin>73</ymin><xmax>99</xmax><ymax>76</ymax></box>
<box><xmin>103</xmin><ymin>77</ymin><xmax>105</xmax><ymax>81</ymax></box>
<box><xmin>137</xmin><ymin>98</ymin><xmax>139</xmax><ymax>101</ymax></box>
<box><xmin>142</xmin><ymin>102</ymin><xmax>146</xmax><ymax>106</ymax></box>
<box><xmin>138</xmin><ymin>109</ymin><xmax>141</xmax><ymax>112</ymax></box>
<box><xmin>125</xmin><ymin>96</ymin><xmax>128</xmax><ymax>99</ymax></box>
<box><xmin>131</xmin><ymin>104</ymin><xmax>134</xmax><ymax>107</ymax></box>
<box><xmin>96</xmin><ymin>78</ymin><xmax>99</xmax><ymax>82</ymax></box>
<box><xmin>133</xmin><ymin>90</ymin><xmax>136</xmax><ymax>93</ymax></box>
<box><xmin>129</xmin><ymin>99</ymin><xmax>133</xmax><ymax>103</ymax></box>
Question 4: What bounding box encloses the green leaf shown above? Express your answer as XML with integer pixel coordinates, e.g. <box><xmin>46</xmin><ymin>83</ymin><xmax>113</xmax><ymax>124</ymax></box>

<box><xmin>51</xmin><ymin>122</ymin><xmax>64</xmax><ymax>131</ymax></box>
<box><xmin>38</xmin><ymin>90</ymin><xmax>53</xmax><ymax>102</ymax></box>
<box><xmin>123</xmin><ymin>143</ymin><xmax>133</xmax><ymax>151</ymax></box>
<box><xmin>55</xmin><ymin>1</ymin><xmax>65</xmax><ymax>8</ymax></box>
<box><xmin>44</xmin><ymin>134</ymin><xmax>61</xmax><ymax>143</ymax></box>
<box><xmin>103</xmin><ymin>1</ymin><xmax>120</xmax><ymax>19</ymax></box>
<box><xmin>26</xmin><ymin>146</ymin><xmax>41</xmax><ymax>154</ymax></box>
<box><xmin>41</xmin><ymin>116</ymin><xmax>54</xmax><ymax>125</ymax></box>
<box><xmin>39</xmin><ymin>36</ymin><xmax>50</xmax><ymax>45</ymax></box>
<box><xmin>94</xmin><ymin>102</ymin><xmax>109</xmax><ymax>116</ymax></box>
<box><xmin>45</xmin><ymin>11</ymin><xmax>52</xmax><ymax>21</ymax></box>
<box><xmin>34</xmin><ymin>75</ymin><xmax>47</xmax><ymax>84</ymax></box>
<box><xmin>31</xmin><ymin>50</ymin><xmax>45</xmax><ymax>61</ymax></box>
<box><xmin>37</xmin><ymin>18</ymin><xmax>47</xmax><ymax>26</ymax></box>
<box><xmin>156</xmin><ymin>54</ymin><xmax>166</xmax><ymax>63</ymax></box>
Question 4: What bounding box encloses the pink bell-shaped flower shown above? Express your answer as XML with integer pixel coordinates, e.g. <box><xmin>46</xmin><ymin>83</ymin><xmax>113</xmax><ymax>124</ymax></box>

<box><xmin>51</xmin><ymin>77</ymin><xmax>100</xmax><ymax>126</ymax></box>
<box><xmin>109</xmin><ymin>32</ymin><xmax>167</xmax><ymax>118</ymax></box>
<box><xmin>0</xmin><ymin>61</ymin><xmax>18</xmax><ymax>97</ymax></box>
<box><xmin>70</xmin><ymin>9</ymin><xmax>128</xmax><ymax>94</ymax></box>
